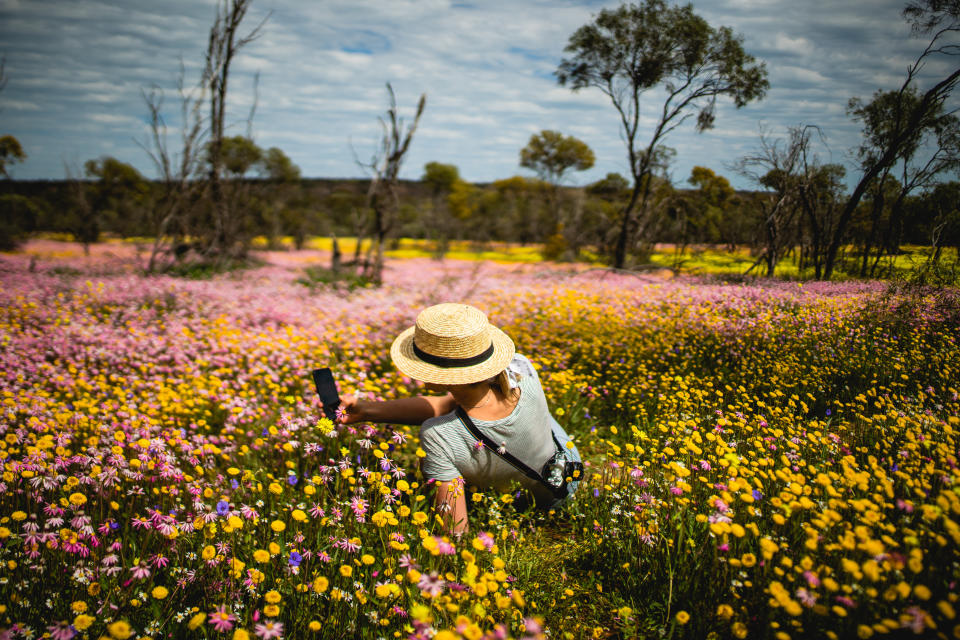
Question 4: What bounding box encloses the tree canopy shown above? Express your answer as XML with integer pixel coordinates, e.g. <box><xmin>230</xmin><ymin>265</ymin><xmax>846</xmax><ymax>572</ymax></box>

<box><xmin>0</xmin><ymin>135</ymin><xmax>26</xmax><ymax>179</ymax></box>
<box><xmin>519</xmin><ymin>130</ymin><xmax>595</xmax><ymax>185</ymax></box>
<box><xmin>556</xmin><ymin>0</ymin><xmax>768</xmax><ymax>268</ymax></box>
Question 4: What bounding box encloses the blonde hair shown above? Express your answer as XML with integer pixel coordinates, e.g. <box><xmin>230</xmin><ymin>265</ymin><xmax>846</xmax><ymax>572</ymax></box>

<box><xmin>472</xmin><ymin>370</ymin><xmax>519</xmax><ymax>402</ymax></box>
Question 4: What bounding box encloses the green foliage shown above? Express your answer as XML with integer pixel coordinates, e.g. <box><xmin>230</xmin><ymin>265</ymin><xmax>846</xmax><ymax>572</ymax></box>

<box><xmin>82</xmin><ymin>156</ymin><xmax>152</xmax><ymax>239</ymax></box>
<box><xmin>848</xmin><ymin>87</ymin><xmax>960</xmax><ymax>172</ymax></box>
<box><xmin>163</xmin><ymin>256</ymin><xmax>263</xmax><ymax>280</ymax></box>
<box><xmin>540</xmin><ymin>232</ymin><xmax>569</xmax><ymax>261</ymax></box>
<box><xmin>262</xmin><ymin>147</ymin><xmax>301</xmax><ymax>182</ymax></box>
<box><xmin>557</xmin><ymin>0</ymin><xmax>769</xmax><ymax>268</ymax></box>
<box><xmin>447</xmin><ymin>179</ymin><xmax>479</xmax><ymax>221</ymax></box>
<box><xmin>213</xmin><ymin>136</ymin><xmax>264</xmax><ymax>177</ymax></box>
<box><xmin>296</xmin><ymin>265</ymin><xmax>375</xmax><ymax>291</ymax></box>
<box><xmin>519</xmin><ymin>130</ymin><xmax>595</xmax><ymax>184</ymax></box>
<box><xmin>422</xmin><ymin>162</ymin><xmax>460</xmax><ymax>194</ymax></box>
<box><xmin>0</xmin><ymin>193</ymin><xmax>42</xmax><ymax>250</ymax></box>
<box><xmin>0</xmin><ymin>134</ymin><xmax>26</xmax><ymax>179</ymax></box>
<box><xmin>587</xmin><ymin>172</ymin><xmax>630</xmax><ymax>200</ymax></box>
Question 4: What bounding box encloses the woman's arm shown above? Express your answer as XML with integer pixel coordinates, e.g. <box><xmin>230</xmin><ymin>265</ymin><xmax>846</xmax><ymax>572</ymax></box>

<box><xmin>340</xmin><ymin>393</ymin><xmax>456</xmax><ymax>426</ymax></box>
<box><xmin>434</xmin><ymin>477</ymin><xmax>469</xmax><ymax>536</ymax></box>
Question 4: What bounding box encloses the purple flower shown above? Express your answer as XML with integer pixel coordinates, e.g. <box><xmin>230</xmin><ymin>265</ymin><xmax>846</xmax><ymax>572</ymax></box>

<box><xmin>286</xmin><ymin>475</ymin><xmax>297</xmax><ymax>486</ymax></box>
<box><xmin>288</xmin><ymin>551</ymin><xmax>303</xmax><ymax>567</ymax></box>
<box><xmin>216</xmin><ymin>500</ymin><xmax>230</xmax><ymax>516</ymax></box>
<box><xmin>752</xmin><ymin>489</ymin><xmax>763</xmax><ymax>501</ymax></box>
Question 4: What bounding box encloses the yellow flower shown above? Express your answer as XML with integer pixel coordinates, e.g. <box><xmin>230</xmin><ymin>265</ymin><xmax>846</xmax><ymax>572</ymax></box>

<box><xmin>340</xmin><ymin>565</ymin><xmax>353</xmax><ymax>577</ymax></box>
<box><xmin>308</xmin><ymin>620</ymin><xmax>321</xmax><ymax>632</ymax></box>
<box><xmin>361</xmin><ymin>554</ymin><xmax>375</xmax><ymax>565</ymax></box>
<box><xmin>73</xmin><ymin>614</ymin><xmax>95</xmax><ymax>631</ymax></box>
<box><xmin>71</xmin><ymin>601</ymin><xmax>88</xmax><ymax>613</ymax></box>
<box><xmin>717</xmin><ymin>604</ymin><xmax>734</xmax><ymax>620</ymax></box>
<box><xmin>264</xmin><ymin>590</ymin><xmax>282</xmax><ymax>604</ymax></box>
<box><xmin>291</xmin><ymin>509</ymin><xmax>307</xmax><ymax>522</ymax></box>
<box><xmin>312</xmin><ymin>576</ymin><xmax>329</xmax><ymax>593</ymax></box>
<box><xmin>108</xmin><ymin>620</ymin><xmax>133</xmax><ymax>639</ymax></box>
<box><xmin>253</xmin><ymin>549</ymin><xmax>270</xmax><ymax>563</ymax></box>
<box><xmin>270</xmin><ymin>520</ymin><xmax>286</xmax><ymax>533</ymax></box>
<box><xmin>151</xmin><ymin>586</ymin><xmax>169</xmax><ymax>599</ymax></box>
<box><xmin>741</xmin><ymin>553</ymin><xmax>757</xmax><ymax>568</ymax></box>
<box><xmin>68</xmin><ymin>492</ymin><xmax>87</xmax><ymax>507</ymax></box>
<box><xmin>375</xmin><ymin>583</ymin><xmax>398</xmax><ymax>598</ymax></box>
<box><xmin>936</xmin><ymin>600</ymin><xmax>955</xmax><ymax>620</ymax></box>
<box><xmin>731</xmin><ymin>621</ymin><xmax>748</xmax><ymax>639</ymax></box>
<box><xmin>232</xmin><ymin>630</ymin><xmax>250</xmax><ymax>640</ymax></box>
<box><xmin>11</xmin><ymin>511</ymin><xmax>26</xmax><ymax>521</ymax></box>
<box><xmin>202</xmin><ymin>545</ymin><xmax>216</xmax><ymax>560</ymax></box>
<box><xmin>675</xmin><ymin>610</ymin><xmax>690</xmax><ymax>625</ymax></box>
<box><xmin>914</xmin><ymin>584</ymin><xmax>931</xmax><ymax>600</ymax></box>
<box><xmin>0</xmin><ymin>527</ymin><xmax>9</xmax><ymax>539</ymax></box>
<box><xmin>188</xmin><ymin>613</ymin><xmax>207</xmax><ymax>630</ymax></box>
<box><xmin>264</xmin><ymin>604</ymin><xmax>280</xmax><ymax>617</ymax></box>
<box><xmin>412</xmin><ymin>511</ymin><xmax>428</xmax><ymax>525</ymax></box>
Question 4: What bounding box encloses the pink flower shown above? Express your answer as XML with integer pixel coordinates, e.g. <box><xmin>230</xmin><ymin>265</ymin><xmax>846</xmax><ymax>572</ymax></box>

<box><xmin>417</xmin><ymin>572</ymin><xmax>446</xmax><ymax>597</ymax></box>
<box><xmin>208</xmin><ymin>605</ymin><xmax>236</xmax><ymax>633</ymax></box>
<box><xmin>795</xmin><ymin>587</ymin><xmax>817</xmax><ymax>607</ymax></box>
<box><xmin>47</xmin><ymin>621</ymin><xmax>76</xmax><ymax>640</ymax></box>
<box><xmin>254</xmin><ymin>620</ymin><xmax>284</xmax><ymax>640</ymax></box>
<box><xmin>130</xmin><ymin>561</ymin><xmax>151</xmax><ymax>580</ymax></box>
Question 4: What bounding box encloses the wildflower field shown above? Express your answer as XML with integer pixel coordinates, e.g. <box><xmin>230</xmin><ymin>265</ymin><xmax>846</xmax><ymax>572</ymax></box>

<box><xmin>1</xmin><ymin>246</ymin><xmax>959</xmax><ymax>640</ymax></box>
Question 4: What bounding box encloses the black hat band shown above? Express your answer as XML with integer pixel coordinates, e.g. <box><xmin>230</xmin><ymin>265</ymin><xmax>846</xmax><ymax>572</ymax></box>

<box><xmin>413</xmin><ymin>341</ymin><xmax>495</xmax><ymax>368</ymax></box>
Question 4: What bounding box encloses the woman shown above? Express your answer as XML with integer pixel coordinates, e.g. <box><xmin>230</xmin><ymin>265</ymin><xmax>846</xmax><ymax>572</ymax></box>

<box><xmin>340</xmin><ymin>302</ymin><xmax>580</xmax><ymax>534</ymax></box>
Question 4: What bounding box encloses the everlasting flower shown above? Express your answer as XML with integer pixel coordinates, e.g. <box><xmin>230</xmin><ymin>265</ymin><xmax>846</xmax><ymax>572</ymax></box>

<box><xmin>254</xmin><ymin>620</ymin><xmax>284</xmax><ymax>640</ymax></box>
<box><xmin>209</xmin><ymin>606</ymin><xmax>236</xmax><ymax>633</ymax></box>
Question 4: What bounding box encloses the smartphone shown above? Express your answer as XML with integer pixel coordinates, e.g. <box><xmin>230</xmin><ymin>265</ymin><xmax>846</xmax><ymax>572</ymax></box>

<box><xmin>311</xmin><ymin>368</ymin><xmax>341</xmax><ymax>421</ymax></box>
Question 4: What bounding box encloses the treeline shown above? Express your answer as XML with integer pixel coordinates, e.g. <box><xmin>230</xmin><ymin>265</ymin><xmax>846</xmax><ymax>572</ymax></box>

<box><xmin>1</xmin><ymin>0</ymin><xmax>958</xmax><ymax>283</ymax></box>
<box><xmin>2</xmin><ymin>159</ymin><xmax>958</xmax><ymax>280</ymax></box>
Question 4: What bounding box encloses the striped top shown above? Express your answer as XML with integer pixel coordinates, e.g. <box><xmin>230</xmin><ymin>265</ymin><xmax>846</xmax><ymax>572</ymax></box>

<box><xmin>419</xmin><ymin>354</ymin><xmax>557</xmax><ymax>501</ymax></box>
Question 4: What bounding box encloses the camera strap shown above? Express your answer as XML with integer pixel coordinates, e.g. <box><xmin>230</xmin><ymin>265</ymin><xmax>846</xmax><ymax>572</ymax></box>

<box><xmin>455</xmin><ymin>406</ymin><xmax>568</xmax><ymax>499</ymax></box>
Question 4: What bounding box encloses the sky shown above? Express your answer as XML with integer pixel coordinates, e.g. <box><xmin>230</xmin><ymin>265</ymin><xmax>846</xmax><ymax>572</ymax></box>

<box><xmin>0</xmin><ymin>0</ymin><xmax>956</xmax><ymax>189</ymax></box>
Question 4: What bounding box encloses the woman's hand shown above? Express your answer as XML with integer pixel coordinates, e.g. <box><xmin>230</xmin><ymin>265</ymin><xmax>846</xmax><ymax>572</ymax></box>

<box><xmin>338</xmin><ymin>394</ymin><xmax>368</xmax><ymax>424</ymax></box>
<box><xmin>334</xmin><ymin>393</ymin><xmax>455</xmax><ymax>426</ymax></box>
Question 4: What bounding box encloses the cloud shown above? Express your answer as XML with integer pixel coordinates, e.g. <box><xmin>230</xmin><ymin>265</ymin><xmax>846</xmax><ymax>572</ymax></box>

<box><xmin>0</xmin><ymin>0</ymin><xmax>954</xmax><ymax>189</ymax></box>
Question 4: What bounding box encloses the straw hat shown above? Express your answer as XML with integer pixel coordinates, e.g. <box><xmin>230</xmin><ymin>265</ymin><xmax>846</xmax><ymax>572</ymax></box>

<box><xmin>390</xmin><ymin>303</ymin><xmax>515</xmax><ymax>385</ymax></box>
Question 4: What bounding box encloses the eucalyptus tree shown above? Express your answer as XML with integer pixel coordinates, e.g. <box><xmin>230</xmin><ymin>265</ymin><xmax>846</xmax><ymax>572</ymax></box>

<box><xmin>556</xmin><ymin>0</ymin><xmax>768</xmax><ymax>268</ymax></box>
<box><xmin>823</xmin><ymin>0</ymin><xmax>960</xmax><ymax>279</ymax></box>
<box><xmin>519</xmin><ymin>130</ymin><xmax>595</xmax><ymax>253</ymax></box>
<box><xmin>0</xmin><ymin>59</ymin><xmax>27</xmax><ymax>180</ymax></box>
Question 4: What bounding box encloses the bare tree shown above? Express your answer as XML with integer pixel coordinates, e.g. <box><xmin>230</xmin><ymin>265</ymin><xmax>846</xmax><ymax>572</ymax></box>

<box><xmin>139</xmin><ymin>63</ymin><xmax>206</xmax><ymax>273</ymax></box>
<box><xmin>735</xmin><ymin>127</ymin><xmax>808</xmax><ymax>277</ymax></box>
<box><xmin>203</xmin><ymin>0</ymin><xmax>268</xmax><ymax>265</ymax></box>
<box><xmin>736</xmin><ymin>125</ymin><xmax>846</xmax><ymax>278</ymax></box>
<box><xmin>358</xmin><ymin>83</ymin><xmax>426</xmax><ymax>283</ymax></box>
